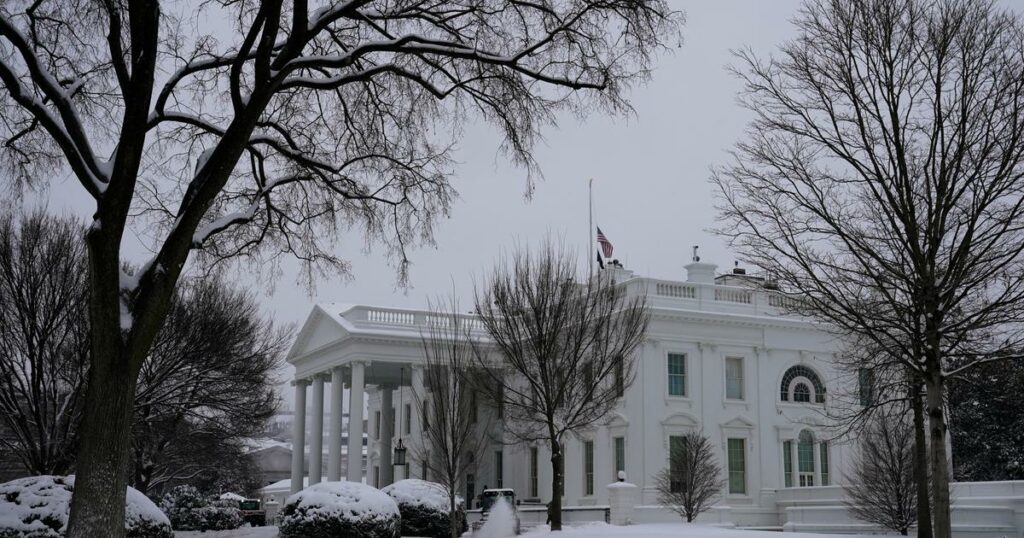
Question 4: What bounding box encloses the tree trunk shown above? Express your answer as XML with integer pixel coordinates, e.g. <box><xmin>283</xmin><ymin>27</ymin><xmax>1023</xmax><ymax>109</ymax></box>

<box><xmin>925</xmin><ymin>372</ymin><xmax>952</xmax><ymax>538</ymax></box>
<box><xmin>912</xmin><ymin>380</ymin><xmax>933</xmax><ymax>538</ymax></box>
<box><xmin>66</xmin><ymin>345</ymin><xmax>139</xmax><ymax>538</ymax></box>
<box><xmin>549</xmin><ymin>443</ymin><xmax>563</xmax><ymax>531</ymax></box>
<box><xmin>449</xmin><ymin>493</ymin><xmax>458</xmax><ymax>538</ymax></box>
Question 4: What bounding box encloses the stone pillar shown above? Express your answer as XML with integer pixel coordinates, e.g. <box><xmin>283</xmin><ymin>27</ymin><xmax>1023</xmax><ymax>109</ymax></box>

<box><xmin>410</xmin><ymin>364</ymin><xmax>425</xmax><ymax>476</ymax></box>
<box><xmin>309</xmin><ymin>375</ymin><xmax>325</xmax><ymax>485</ymax></box>
<box><xmin>379</xmin><ymin>386</ymin><xmax>394</xmax><ymax>486</ymax></box>
<box><xmin>290</xmin><ymin>378</ymin><xmax>309</xmax><ymax>494</ymax></box>
<box><xmin>346</xmin><ymin>361</ymin><xmax>367</xmax><ymax>482</ymax></box>
<box><xmin>813</xmin><ymin>440</ymin><xmax>822</xmax><ymax>487</ymax></box>
<box><xmin>328</xmin><ymin>366</ymin><xmax>344</xmax><ymax>481</ymax></box>
<box><xmin>608</xmin><ymin>476</ymin><xmax>638</xmax><ymax>525</ymax></box>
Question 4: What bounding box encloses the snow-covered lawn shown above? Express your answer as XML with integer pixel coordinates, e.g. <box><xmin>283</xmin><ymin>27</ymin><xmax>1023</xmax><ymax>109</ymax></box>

<box><xmin>173</xmin><ymin>522</ymin><xmax>882</xmax><ymax>538</ymax></box>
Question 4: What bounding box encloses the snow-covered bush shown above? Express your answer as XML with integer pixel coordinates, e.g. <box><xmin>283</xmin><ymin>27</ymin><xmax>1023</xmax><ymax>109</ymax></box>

<box><xmin>158</xmin><ymin>485</ymin><xmax>206</xmax><ymax>531</ymax></box>
<box><xmin>279</xmin><ymin>481</ymin><xmax>400</xmax><ymax>538</ymax></box>
<box><xmin>157</xmin><ymin>486</ymin><xmax>243</xmax><ymax>531</ymax></box>
<box><xmin>381</xmin><ymin>479</ymin><xmax>465</xmax><ymax>538</ymax></box>
<box><xmin>199</xmin><ymin>500</ymin><xmax>243</xmax><ymax>531</ymax></box>
<box><xmin>0</xmin><ymin>475</ymin><xmax>172</xmax><ymax>538</ymax></box>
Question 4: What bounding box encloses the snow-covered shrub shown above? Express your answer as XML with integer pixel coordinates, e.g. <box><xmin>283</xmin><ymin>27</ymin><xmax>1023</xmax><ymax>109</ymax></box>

<box><xmin>279</xmin><ymin>481</ymin><xmax>400</xmax><ymax>538</ymax></box>
<box><xmin>157</xmin><ymin>486</ymin><xmax>243</xmax><ymax>531</ymax></box>
<box><xmin>158</xmin><ymin>485</ymin><xmax>206</xmax><ymax>531</ymax></box>
<box><xmin>381</xmin><ymin>479</ymin><xmax>465</xmax><ymax>538</ymax></box>
<box><xmin>199</xmin><ymin>499</ymin><xmax>243</xmax><ymax>531</ymax></box>
<box><xmin>0</xmin><ymin>475</ymin><xmax>172</xmax><ymax>538</ymax></box>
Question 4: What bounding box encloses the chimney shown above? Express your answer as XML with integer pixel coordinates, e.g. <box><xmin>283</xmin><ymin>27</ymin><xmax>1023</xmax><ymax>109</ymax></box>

<box><xmin>685</xmin><ymin>262</ymin><xmax>717</xmax><ymax>284</ymax></box>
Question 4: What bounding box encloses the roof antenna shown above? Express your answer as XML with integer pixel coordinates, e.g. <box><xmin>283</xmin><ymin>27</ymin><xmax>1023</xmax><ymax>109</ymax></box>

<box><xmin>692</xmin><ymin>245</ymin><xmax>700</xmax><ymax>262</ymax></box>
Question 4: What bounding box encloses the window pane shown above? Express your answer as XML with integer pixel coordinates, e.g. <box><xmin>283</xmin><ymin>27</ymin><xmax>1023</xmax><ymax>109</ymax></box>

<box><xmin>404</xmin><ymin>403</ymin><xmax>411</xmax><ymax>435</ymax></box>
<box><xmin>858</xmin><ymin>368</ymin><xmax>873</xmax><ymax>407</ymax></box>
<box><xmin>820</xmin><ymin>442</ymin><xmax>829</xmax><ymax>486</ymax></box>
<box><xmin>668</xmin><ymin>354</ymin><xmax>686</xmax><ymax>396</ymax></box>
<box><xmin>584</xmin><ymin>441</ymin><xmax>594</xmax><ymax>496</ymax></box>
<box><xmin>726</xmin><ymin>357</ymin><xmax>744</xmax><ymax>400</ymax></box>
<box><xmin>614</xmin><ymin>437</ymin><xmax>625</xmax><ymax>477</ymax></box>
<box><xmin>495</xmin><ymin>451</ymin><xmax>504</xmax><ymax>488</ymax></box>
<box><xmin>798</xmin><ymin>436</ymin><xmax>814</xmax><ymax>473</ymax></box>
<box><xmin>668</xmin><ymin>435</ymin><xmax>684</xmax><ymax>493</ymax></box>
<box><xmin>728</xmin><ymin>438</ymin><xmax>746</xmax><ymax>494</ymax></box>
<box><xmin>793</xmin><ymin>383</ymin><xmax>811</xmax><ymax>402</ymax></box>
<box><xmin>529</xmin><ymin>447</ymin><xmax>538</xmax><ymax>497</ymax></box>
<box><xmin>783</xmin><ymin>441</ymin><xmax>793</xmax><ymax>488</ymax></box>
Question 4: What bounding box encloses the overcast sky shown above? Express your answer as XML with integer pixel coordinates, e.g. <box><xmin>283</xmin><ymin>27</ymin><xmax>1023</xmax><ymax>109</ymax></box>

<box><xmin>23</xmin><ymin>1</ymin><xmax>1017</xmax><ymax>393</ymax></box>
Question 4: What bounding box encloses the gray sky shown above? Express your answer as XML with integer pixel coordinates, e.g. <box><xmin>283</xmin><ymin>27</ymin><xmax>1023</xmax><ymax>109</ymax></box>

<box><xmin>28</xmin><ymin>2</ymin><xmax>821</xmax><ymax>331</ymax></box>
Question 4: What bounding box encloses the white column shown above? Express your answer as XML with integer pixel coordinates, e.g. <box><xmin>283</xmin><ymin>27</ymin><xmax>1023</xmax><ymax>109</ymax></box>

<box><xmin>813</xmin><ymin>440</ymin><xmax>822</xmax><ymax>487</ymax></box>
<box><xmin>411</xmin><ymin>364</ymin><xmax>425</xmax><ymax>473</ymax></box>
<box><xmin>309</xmin><ymin>375</ymin><xmax>325</xmax><ymax>485</ymax></box>
<box><xmin>379</xmin><ymin>386</ymin><xmax>394</xmax><ymax>485</ymax></box>
<box><xmin>346</xmin><ymin>361</ymin><xmax>367</xmax><ymax>482</ymax></box>
<box><xmin>328</xmin><ymin>366</ymin><xmax>344</xmax><ymax>481</ymax></box>
<box><xmin>290</xmin><ymin>379</ymin><xmax>309</xmax><ymax>494</ymax></box>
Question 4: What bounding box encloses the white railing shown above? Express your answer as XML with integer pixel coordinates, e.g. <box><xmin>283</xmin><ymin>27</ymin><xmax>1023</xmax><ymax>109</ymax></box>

<box><xmin>714</xmin><ymin>287</ymin><xmax>753</xmax><ymax>304</ymax></box>
<box><xmin>655</xmin><ymin>282</ymin><xmax>697</xmax><ymax>299</ymax></box>
<box><xmin>366</xmin><ymin>308</ymin><xmax>415</xmax><ymax>325</ymax></box>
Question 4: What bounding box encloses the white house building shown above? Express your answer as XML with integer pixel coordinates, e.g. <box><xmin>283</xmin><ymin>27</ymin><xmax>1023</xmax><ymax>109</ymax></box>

<box><xmin>283</xmin><ymin>260</ymin><xmax>862</xmax><ymax>528</ymax></box>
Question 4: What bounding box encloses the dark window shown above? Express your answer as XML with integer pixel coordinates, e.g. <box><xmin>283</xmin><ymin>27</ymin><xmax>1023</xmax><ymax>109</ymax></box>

<box><xmin>793</xmin><ymin>382</ymin><xmax>811</xmax><ymax>402</ymax></box>
<box><xmin>780</xmin><ymin>365</ymin><xmax>826</xmax><ymax>403</ymax></box>
<box><xmin>858</xmin><ymin>368</ymin><xmax>874</xmax><ymax>407</ymax></box>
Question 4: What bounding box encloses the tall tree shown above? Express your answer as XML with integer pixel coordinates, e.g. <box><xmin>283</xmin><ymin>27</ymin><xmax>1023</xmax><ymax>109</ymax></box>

<box><xmin>712</xmin><ymin>1</ymin><xmax>1024</xmax><ymax>536</ymax></box>
<box><xmin>0</xmin><ymin>2</ymin><xmax>681</xmax><ymax>535</ymax></box>
<box><xmin>471</xmin><ymin>243</ymin><xmax>649</xmax><ymax>530</ymax></box>
<box><xmin>416</xmin><ymin>299</ymin><xmax>493</xmax><ymax>538</ymax></box>
<box><xmin>130</xmin><ymin>277</ymin><xmax>288</xmax><ymax>496</ymax></box>
<box><xmin>0</xmin><ymin>211</ymin><xmax>89</xmax><ymax>476</ymax></box>
<box><xmin>0</xmin><ymin>212</ymin><xmax>287</xmax><ymax>494</ymax></box>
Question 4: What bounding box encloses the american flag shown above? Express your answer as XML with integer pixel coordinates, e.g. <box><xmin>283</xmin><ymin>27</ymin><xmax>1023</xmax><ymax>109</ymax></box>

<box><xmin>596</xmin><ymin>227</ymin><xmax>613</xmax><ymax>258</ymax></box>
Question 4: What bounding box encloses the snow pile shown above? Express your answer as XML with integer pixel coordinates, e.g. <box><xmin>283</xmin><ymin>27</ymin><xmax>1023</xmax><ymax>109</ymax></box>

<box><xmin>278</xmin><ymin>481</ymin><xmax>400</xmax><ymax>538</ymax></box>
<box><xmin>381</xmin><ymin>479</ymin><xmax>466</xmax><ymax>538</ymax></box>
<box><xmin>0</xmin><ymin>475</ymin><xmax>172</xmax><ymax>538</ymax></box>
<box><xmin>477</xmin><ymin>498</ymin><xmax>517</xmax><ymax>538</ymax></box>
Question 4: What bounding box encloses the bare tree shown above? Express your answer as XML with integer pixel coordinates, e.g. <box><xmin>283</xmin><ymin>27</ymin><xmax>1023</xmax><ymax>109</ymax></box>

<box><xmin>0</xmin><ymin>2</ymin><xmax>681</xmax><ymax>534</ymax></box>
<box><xmin>844</xmin><ymin>409</ymin><xmax>919</xmax><ymax>535</ymax></box>
<box><xmin>471</xmin><ymin>243</ymin><xmax>649</xmax><ymax>530</ymax></box>
<box><xmin>416</xmin><ymin>299</ymin><xmax>493</xmax><ymax>538</ymax></box>
<box><xmin>0</xmin><ymin>211</ymin><xmax>89</xmax><ymax>476</ymax></box>
<box><xmin>130</xmin><ymin>277</ymin><xmax>289</xmax><ymax>496</ymax></box>
<box><xmin>654</xmin><ymin>431</ymin><xmax>723</xmax><ymax>523</ymax></box>
<box><xmin>0</xmin><ymin>212</ymin><xmax>286</xmax><ymax>494</ymax></box>
<box><xmin>712</xmin><ymin>1</ymin><xmax>1024</xmax><ymax>536</ymax></box>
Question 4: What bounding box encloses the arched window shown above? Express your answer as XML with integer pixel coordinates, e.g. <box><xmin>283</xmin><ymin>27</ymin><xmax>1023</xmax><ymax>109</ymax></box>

<box><xmin>780</xmin><ymin>365</ymin><xmax>826</xmax><ymax>403</ymax></box>
<box><xmin>793</xmin><ymin>382</ymin><xmax>811</xmax><ymax>402</ymax></box>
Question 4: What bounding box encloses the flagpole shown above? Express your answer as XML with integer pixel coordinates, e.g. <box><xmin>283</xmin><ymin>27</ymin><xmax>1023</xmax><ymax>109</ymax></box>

<box><xmin>588</xmin><ymin>178</ymin><xmax>594</xmax><ymax>277</ymax></box>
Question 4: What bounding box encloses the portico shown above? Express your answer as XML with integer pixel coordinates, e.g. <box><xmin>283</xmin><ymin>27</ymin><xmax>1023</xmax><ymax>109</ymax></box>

<box><xmin>286</xmin><ymin>304</ymin><xmax>452</xmax><ymax>493</ymax></box>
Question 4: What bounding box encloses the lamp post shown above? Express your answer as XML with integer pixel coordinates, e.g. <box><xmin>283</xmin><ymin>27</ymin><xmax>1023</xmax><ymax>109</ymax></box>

<box><xmin>393</xmin><ymin>367</ymin><xmax>408</xmax><ymax>477</ymax></box>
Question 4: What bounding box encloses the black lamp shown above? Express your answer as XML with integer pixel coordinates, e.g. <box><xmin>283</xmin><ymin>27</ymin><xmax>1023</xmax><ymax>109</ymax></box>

<box><xmin>393</xmin><ymin>367</ymin><xmax>408</xmax><ymax>468</ymax></box>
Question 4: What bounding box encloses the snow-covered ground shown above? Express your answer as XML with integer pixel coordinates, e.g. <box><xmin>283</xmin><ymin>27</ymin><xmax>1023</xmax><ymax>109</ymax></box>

<box><xmin>173</xmin><ymin>522</ymin><xmax>881</xmax><ymax>538</ymax></box>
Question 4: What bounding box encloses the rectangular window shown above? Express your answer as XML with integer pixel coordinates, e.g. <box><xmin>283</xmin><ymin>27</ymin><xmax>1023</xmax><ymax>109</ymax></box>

<box><xmin>783</xmin><ymin>441</ymin><xmax>793</xmax><ymax>488</ymax></box>
<box><xmin>495</xmin><ymin>451</ymin><xmax>504</xmax><ymax>488</ymax></box>
<box><xmin>466</xmin><ymin>473</ymin><xmax>475</xmax><ymax>507</ymax></box>
<box><xmin>668</xmin><ymin>353</ymin><xmax>686</xmax><ymax>396</ymax></box>
<box><xmin>728</xmin><ymin>438</ymin><xmax>746</xmax><ymax>494</ymax></box>
<box><xmin>583</xmin><ymin>361</ymin><xmax>594</xmax><ymax>392</ymax></box>
<box><xmin>391</xmin><ymin>406</ymin><xmax>396</xmax><ymax>435</ymax></box>
<box><xmin>529</xmin><ymin>447</ymin><xmax>539</xmax><ymax>498</ymax></box>
<box><xmin>726</xmin><ymin>357</ymin><xmax>744</xmax><ymax>400</ymax></box>
<box><xmin>374</xmin><ymin>466</ymin><xmax>380</xmax><ymax>488</ymax></box>
<box><xmin>374</xmin><ymin>411</ymin><xmax>381</xmax><ymax>440</ymax></box>
<box><xmin>404</xmin><ymin>403</ymin><xmax>412</xmax><ymax>435</ymax></box>
<box><xmin>858</xmin><ymin>368</ymin><xmax>874</xmax><ymax>407</ymax></box>
<box><xmin>423</xmin><ymin>453</ymin><xmax>430</xmax><ymax>481</ymax></box>
<box><xmin>615</xmin><ymin>356</ymin><xmax>625</xmax><ymax>397</ymax></box>
<box><xmin>668</xmin><ymin>435</ymin><xmax>685</xmax><ymax>493</ymax></box>
<box><xmin>496</xmin><ymin>385</ymin><xmax>504</xmax><ymax>418</ymax></box>
<box><xmin>583</xmin><ymin>441</ymin><xmax>595</xmax><ymax>496</ymax></box>
<box><xmin>422</xmin><ymin>399</ymin><xmax>430</xmax><ymax>429</ymax></box>
<box><xmin>798</xmin><ymin>440</ymin><xmax>815</xmax><ymax>487</ymax></box>
<box><xmin>820</xmin><ymin>442</ymin><xmax>830</xmax><ymax>486</ymax></box>
<box><xmin>614</xmin><ymin>436</ymin><xmax>625</xmax><ymax>479</ymax></box>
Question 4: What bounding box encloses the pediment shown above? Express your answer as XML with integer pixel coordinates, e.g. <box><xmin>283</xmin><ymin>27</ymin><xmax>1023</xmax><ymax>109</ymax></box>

<box><xmin>287</xmin><ymin>305</ymin><xmax>350</xmax><ymax>362</ymax></box>
<box><xmin>721</xmin><ymin>415</ymin><xmax>756</xmax><ymax>430</ymax></box>
<box><xmin>661</xmin><ymin>412</ymin><xmax>699</xmax><ymax>428</ymax></box>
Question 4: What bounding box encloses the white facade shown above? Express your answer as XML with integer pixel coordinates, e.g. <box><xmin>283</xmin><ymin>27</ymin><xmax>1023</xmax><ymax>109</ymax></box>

<box><xmin>285</xmin><ymin>261</ymin><xmax>855</xmax><ymax>527</ymax></box>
